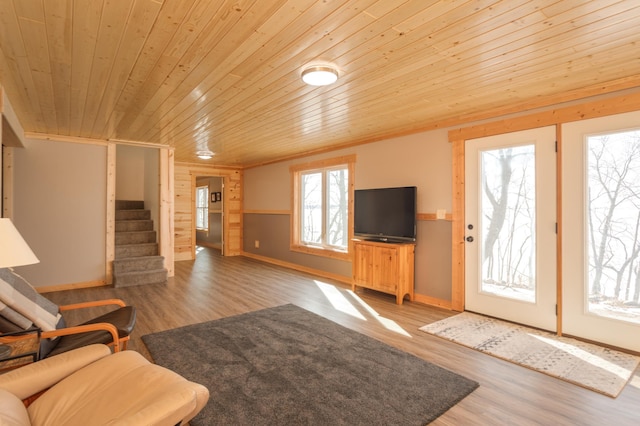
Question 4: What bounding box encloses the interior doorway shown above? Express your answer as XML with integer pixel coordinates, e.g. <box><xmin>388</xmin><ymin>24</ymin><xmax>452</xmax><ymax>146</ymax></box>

<box><xmin>195</xmin><ymin>175</ymin><xmax>224</xmax><ymax>255</ymax></box>
<box><xmin>112</xmin><ymin>144</ymin><xmax>173</xmax><ymax>278</ymax></box>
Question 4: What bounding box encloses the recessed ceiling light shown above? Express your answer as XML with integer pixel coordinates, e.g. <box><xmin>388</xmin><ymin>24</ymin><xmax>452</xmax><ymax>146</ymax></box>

<box><xmin>196</xmin><ymin>150</ymin><xmax>215</xmax><ymax>159</ymax></box>
<box><xmin>301</xmin><ymin>66</ymin><xmax>338</xmax><ymax>86</ymax></box>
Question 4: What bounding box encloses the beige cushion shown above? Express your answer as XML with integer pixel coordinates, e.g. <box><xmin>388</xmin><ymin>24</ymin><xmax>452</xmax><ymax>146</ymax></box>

<box><xmin>28</xmin><ymin>350</ymin><xmax>209</xmax><ymax>426</ymax></box>
<box><xmin>0</xmin><ymin>344</ymin><xmax>111</xmax><ymax>400</ymax></box>
<box><xmin>0</xmin><ymin>388</ymin><xmax>31</xmax><ymax>426</ymax></box>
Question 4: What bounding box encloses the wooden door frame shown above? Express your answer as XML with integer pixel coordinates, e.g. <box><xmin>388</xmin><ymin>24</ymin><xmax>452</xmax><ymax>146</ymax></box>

<box><xmin>106</xmin><ymin>143</ymin><xmax>175</xmax><ymax>282</ymax></box>
<box><xmin>190</xmin><ymin>173</ymin><xmax>229</xmax><ymax>259</ymax></box>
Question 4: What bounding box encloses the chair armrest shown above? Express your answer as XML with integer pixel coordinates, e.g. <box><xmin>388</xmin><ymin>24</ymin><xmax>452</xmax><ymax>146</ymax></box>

<box><xmin>58</xmin><ymin>298</ymin><xmax>127</xmax><ymax>311</ymax></box>
<box><xmin>0</xmin><ymin>344</ymin><xmax>111</xmax><ymax>400</ymax></box>
<box><xmin>120</xmin><ymin>382</ymin><xmax>210</xmax><ymax>426</ymax></box>
<box><xmin>42</xmin><ymin>323</ymin><xmax>121</xmax><ymax>351</ymax></box>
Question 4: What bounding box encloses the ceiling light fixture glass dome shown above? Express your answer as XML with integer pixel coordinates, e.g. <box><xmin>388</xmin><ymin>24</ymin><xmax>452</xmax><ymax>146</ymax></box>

<box><xmin>196</xmin><ymin>150</ymin><xmax>215</xmax><ymax>160</ymax></box>
<box><xmin>301</xmin><ymin>66</ymin><xmax>339</xmax><ymax>86</ymax></box>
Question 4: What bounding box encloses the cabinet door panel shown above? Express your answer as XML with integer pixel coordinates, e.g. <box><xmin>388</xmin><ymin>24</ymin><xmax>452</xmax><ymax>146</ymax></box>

<box><xmin>353</xmin><ymin>243</ymin><xmax>373</xmax><ymax>285</ymax></box>
<box><xmin>373</xmin><ymin>247</ymin><xmax>398</xmax><ymax>293</ymax></box>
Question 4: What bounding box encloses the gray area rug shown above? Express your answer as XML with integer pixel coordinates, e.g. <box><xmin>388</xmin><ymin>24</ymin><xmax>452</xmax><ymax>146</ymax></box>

<box><xmin>142</xmin><ymin>304</ymin><xmax>478</xmax><ymax>425</ymax></box>
<box><xmin>420</xmin><ymin>312</ymin><xmax>640</xmax><ymax>398</ymax></box>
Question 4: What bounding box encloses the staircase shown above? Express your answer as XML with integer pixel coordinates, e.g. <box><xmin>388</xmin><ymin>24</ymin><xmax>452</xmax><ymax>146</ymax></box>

<box><xmin>113</xmin><ymin>200</ymin><xmax>167</xmax><ymax>287</ymax></box>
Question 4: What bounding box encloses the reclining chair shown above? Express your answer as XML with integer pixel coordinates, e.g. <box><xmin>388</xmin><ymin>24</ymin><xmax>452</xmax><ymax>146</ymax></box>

<box><xmin>0</xmin><ymin>344</ymin><xmax>210</xmax><ymax>425</ymax></box>
<box><xmin>0</xmin><ymin>268</ymin><xmax>135</xmax><ymax>359</ymax></box>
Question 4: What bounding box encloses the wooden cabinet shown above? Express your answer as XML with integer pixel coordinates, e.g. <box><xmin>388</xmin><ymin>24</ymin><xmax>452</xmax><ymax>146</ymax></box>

<box><xmin>352</xmin><ymin>239</ymin><xmax>415</xmax><ymax>304</ymax></box>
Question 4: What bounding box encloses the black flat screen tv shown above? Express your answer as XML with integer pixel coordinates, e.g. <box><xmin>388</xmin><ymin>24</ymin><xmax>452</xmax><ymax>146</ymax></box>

<box><xmin>354</xmin><ymin>186</ymin><xmax>417</xmax><ymax>242</ymax></box>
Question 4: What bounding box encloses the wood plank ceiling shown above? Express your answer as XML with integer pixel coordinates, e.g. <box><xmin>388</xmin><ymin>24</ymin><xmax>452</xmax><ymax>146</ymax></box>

<box><xmin>1</xmin><ymin>0</ymin><xmax>640</xmax><ymax>167</ymax></box>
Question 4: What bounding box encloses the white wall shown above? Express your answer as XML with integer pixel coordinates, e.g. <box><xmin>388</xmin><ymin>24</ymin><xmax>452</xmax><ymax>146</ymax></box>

<box><xmin>12</xmin><ymin>138</ymin><xmax>107</xmax><ymax>287</ymax></box>
<box><xmin>116</xmin><ymin>145</ymin><xmax>145</xmax><ymax>200</ymax></box>
<box><xmin>354</xmin><ymin>130</ymin><xmax>452</xmax><ymax>212</ymax></box>
<box><xmin>244</xmin><ymin>161</ymin><xmax>291</xmax><ymax>211</ymax></box>
<box><xmin>244</xmin><ymin>128</ymin><xmax>452</xmax><ymax>216</ymax></box>
<box><xmin>143</xmin><ymin>148</ymin><xmax>159</xmax><ymax>229</ymax></box>
<box><xmin>117</xmin><ymin>145</ymin><xmax>159</xmax><ymax>226</ymax></box>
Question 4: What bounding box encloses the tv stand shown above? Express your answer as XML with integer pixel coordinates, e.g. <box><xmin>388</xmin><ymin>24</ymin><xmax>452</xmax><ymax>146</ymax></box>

<box><xmin>352</xmin><ymin>239</ymin><xmax>415</xmax><ymax>305</ymax></box>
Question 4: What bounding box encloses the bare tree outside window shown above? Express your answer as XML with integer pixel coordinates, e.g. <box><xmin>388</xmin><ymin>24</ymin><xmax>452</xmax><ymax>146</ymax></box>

<box><xmin>587</xmin><ymin>131</ymin><xmax>640</xmax><ymax>325</ymax></box>
<box><xmin>327</xmin><ymin>169</ymin><xmax>348</xmax><ymax>247</ymax></box>
<box><xmin>301</xmin><ymin>172</ymin><xmax>322</xmax><ymax>244</ymax></box>
<box><xmin>480</xmin><ymin>145</ymin><xmax>536</xmax><ymax>303</ymax></box>
<box><xmin>300</xmin><ymin>167</ymin><xmax>348</xmax><ymax>250</ymax></box>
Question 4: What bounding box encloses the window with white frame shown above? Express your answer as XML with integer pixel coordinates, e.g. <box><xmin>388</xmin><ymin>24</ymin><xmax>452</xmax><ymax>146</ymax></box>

<box><xmin>291</xmin><ymin>155</ymin><xmax>355</xmax><ymax>259</ymax></box>
<box><xmin>195</xmin><ymin>186</ymin><xmax>209</xmax><ymax>231</ymax></box>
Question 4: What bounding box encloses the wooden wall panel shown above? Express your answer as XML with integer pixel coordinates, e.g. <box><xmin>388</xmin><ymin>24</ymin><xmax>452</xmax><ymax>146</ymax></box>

<box><xmin>105</xmin><ymin>143</ymin><xmax>116</xmax><ymax>284</ymax></box>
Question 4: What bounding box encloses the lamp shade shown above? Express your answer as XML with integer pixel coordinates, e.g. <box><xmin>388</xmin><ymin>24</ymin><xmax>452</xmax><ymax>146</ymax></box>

<box><xmin>0</xmin><ymin>218</ymin><xmax>39</xmax><ymax>268</ymax></box>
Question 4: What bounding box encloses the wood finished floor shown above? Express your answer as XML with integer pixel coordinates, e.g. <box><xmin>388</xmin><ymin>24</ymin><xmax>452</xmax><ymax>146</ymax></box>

<box><xmin>45</xmin><ymin>247</ymin><xmax>639</xmax><ymax>426</ymax></box>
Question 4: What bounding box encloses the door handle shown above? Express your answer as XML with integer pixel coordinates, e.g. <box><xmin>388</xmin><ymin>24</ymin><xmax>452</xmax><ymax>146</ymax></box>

<box><xmin>466</xmin><ymin>236</ymin><xmax>474</xmax><ymax>242</ymax></box>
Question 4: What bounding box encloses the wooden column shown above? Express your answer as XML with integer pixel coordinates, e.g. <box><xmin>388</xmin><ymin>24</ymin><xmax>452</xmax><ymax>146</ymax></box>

<box><xmin>451</xmin><ymin>139</ymin><xmax>465</xmax><ymax>311</ymax></box>
<box><xmin>105</xmin><ymin>143</ymin><xmax>116</xmax><ymax>284</ymax></box>
<box><xmin>160</xmin><ymin>148</ymin><xmax>175</xmax><ymax>276</ymax></box>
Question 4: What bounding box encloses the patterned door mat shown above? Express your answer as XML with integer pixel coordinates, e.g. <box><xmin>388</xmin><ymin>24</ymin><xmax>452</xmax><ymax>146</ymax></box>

<box><xmin>420</xmin><ymin>312</ymin><xmax>640</xmax><ymax>397</ymax></box>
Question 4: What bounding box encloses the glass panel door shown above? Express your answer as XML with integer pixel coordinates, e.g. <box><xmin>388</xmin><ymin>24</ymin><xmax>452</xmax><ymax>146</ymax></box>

<box><xmin>466</xmin><ymin>126</ymin><xmax>557</xmax><ymax>331</ymax></box>
<box><xmin>563</xmin><ymin>112</ymin><xmax>640</xmax><ymax>352</ymax></box>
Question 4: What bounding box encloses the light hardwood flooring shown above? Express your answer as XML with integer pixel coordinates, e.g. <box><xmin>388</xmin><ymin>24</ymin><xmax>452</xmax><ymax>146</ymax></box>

<box><xmin>46</xmin><ymin>247</ymin><xmax>639</xmax><ymax>425</ymax></box>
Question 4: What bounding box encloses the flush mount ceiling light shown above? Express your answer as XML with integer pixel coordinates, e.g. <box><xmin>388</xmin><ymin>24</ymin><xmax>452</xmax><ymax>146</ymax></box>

<box><xmin>196</xmin><ymin>150</ymin><xmax>215</xmax><ymax>160</ymax></box>
<box><xmin>301</xmin><ymin>66</ymin><xmax>338</xmax><ymax>86</ymax></box>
